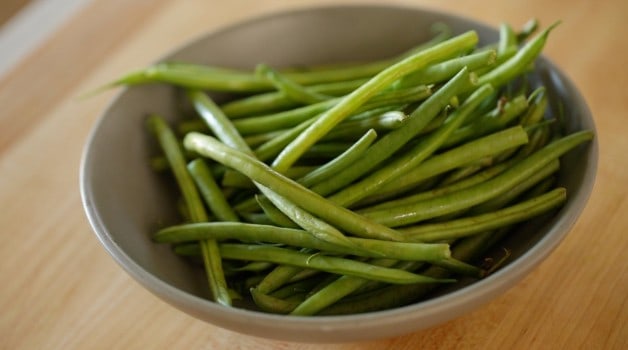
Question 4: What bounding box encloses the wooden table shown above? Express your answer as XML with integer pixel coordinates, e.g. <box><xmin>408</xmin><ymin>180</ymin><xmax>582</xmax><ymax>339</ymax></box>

<box><xmin>1</xmin><ymin>0</ymin><xmax>626</xmax><ymax>348</ymax></box>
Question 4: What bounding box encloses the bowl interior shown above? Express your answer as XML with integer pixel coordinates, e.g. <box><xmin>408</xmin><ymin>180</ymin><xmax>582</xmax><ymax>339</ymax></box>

<box><xmin>80</xmin><ymin>4</ymin><xmax>597</xmax><ymax>342</ymax></box>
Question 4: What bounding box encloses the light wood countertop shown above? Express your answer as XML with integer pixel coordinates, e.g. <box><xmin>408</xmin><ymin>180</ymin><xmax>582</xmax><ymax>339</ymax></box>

<box><xmin>1</xmin><ymin>0</ymin><xmax>626</xmax><ymax>348</ymax></box>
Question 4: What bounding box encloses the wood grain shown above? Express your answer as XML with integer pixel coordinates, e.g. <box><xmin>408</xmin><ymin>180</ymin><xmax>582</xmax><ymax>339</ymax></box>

<box><xmin>1</xmin><ymin>0</ymin><xmax>626</xmax><ymax>349</ymax></box>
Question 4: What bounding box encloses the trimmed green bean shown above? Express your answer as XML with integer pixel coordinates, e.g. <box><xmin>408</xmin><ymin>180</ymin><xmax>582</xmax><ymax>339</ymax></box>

<box><xmin>364</xmin><ymin>130</ymin><xmax>592</xmax><ymax>227</ymax></box>
<box><xmin>221</xmin><ymin>78</ymin><xmax>368</xmax><ymax>118</ymax></box>
<box><xmin>470</xmin><ymin>158</ymin><xmax>559</xmax><ymax>214</ymax></box>
<box><xmin>328</xmin><ymin>83</ymin><xmax>494</xmax><ymax>207</ymax></box>
<box><xmin>371</xmin><ymin>126</ymin><xmax>530</xmax><ymax>201</ymax></box>
<box><xmin>400</xmin><ymin>187</ymin><xmax>566</xmax><ymax>242</ymax></box>
<box><xmin>251</xmin><ymin>85</ymin><xmax>430</xmax><ymax>161</ymax></box>
<box><xmin>497</xmin><ymin>23</ymin><xmax>517</xmax><ymax>57</ymax></box>
<box><xmin>184</xmin><ymin>132</ymin><xmax>406</xmax><ymax>241</ymax></box>
<box><xmin>290</xmin><ymin>258</ymin><xmax>398</xmax><ymax>315</ymax></box>
<box><xmin>256</xmin><ymin>64</ymin><xmax>331</xmax><ymax>104</ymax></box>
<box><xmin>255</xmin><ymin>195</ymin><xmax>299</xmax><ymax>228</ymax></box>
<box><xmin>359</xmin><ymin>158</ymin><xmax>516</xmax><ymax>213</ymax></box>
<box><xmin>146</xmin><ymin>115</ymin><xmax>231</xmax><ymax>306</ymax></box>
<box><xmin>479</xmin><ymin>22</ymin><xmax>559</xmax><ymax>88</ymax></box>
<box><xmin>272</xmin><ymin>31</ymin><xmax>480</xmax><ymax>172</ymax></box>
<box><xmin>260</xmin><ymin>185</ymin><xmax>358</xmax><ymax>250</ymax></box>
<box><xmin>188</xmin><ymin>89</ymin><xmax>362</xmax><ymax>249</ymax></box>
<box><xmin>154</xmin><ymin>222</ymin><xmax>451</xmax><ymax>262</ymax></box>
<box><xmin>393</xmin><ymin>49</ymin><xmax>496</xmax><ymax>89</ymax></box>
<box><xmin>310</xmin><ymin>68</ymin><xmax>477</xmax><ymax>197</ymax></box>
<box><xmin>234</xmin><ymin>99</ymin><xmax>337</xmax><ymax>135</ymax></box>
<box><xmin>441</xmin><ymin>94</ymin><xmax>528</xmax><ymax>148</ymax></box>
<box><xmin>251</xmin><ymin>288</ymin><xmax>302</xmax><ymax>314</ymax></box>
<box><xmin>188</xmin><ymin>158</ymin><xmax>239</xmax><ymax>222</ymax></box>
<box><xmin>218</xmin><ymin>244</ymin><xmax>455</xmax><ymax>284</ymax></box>
<box><xmin>298</xmin><ymin>129</ymin><xmax>377</xmax><ymax>187</ymax></box>
<box><xmin>323</xmin><ymin>111</ymin><xmax>404</xmax><ymax>141</ymax></box>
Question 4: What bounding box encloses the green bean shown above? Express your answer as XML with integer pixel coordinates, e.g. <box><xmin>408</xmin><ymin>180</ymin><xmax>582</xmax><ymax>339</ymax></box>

<box><xmin>146</xmin><ymin>115</ymin><xmax>231</xmax><ymax>306</ymax></box>
<box><xmin>290</xmin><ymin>258</ymin><xmax>398</xmax><ymax>315</ymax></box>
<box><xmin>270</xmin><ymin>275</ymin><xmax>328</xmax><ymax>299</ymax></box>
<box><xmin>497</xmin><ymin>23</ymin><xmax>517</xmax><ymax>58</ymax></box>
<box><xmin>298</xmin><ymin>129</ymin><xmax>377</xmax><ymax>187</ymax></box>
<box><xmin>154</xmin><ymin>222</ymin><xmax>451</xmax><ymax>262</ymax></box>
<box><xmin>441</xmin><ymin>94</ymin><xmax>528</xmax><ymax>148</ymax></box>
<box><xmin>225</xmin><ymin>261</ymin><xmax>274</xmax><ymax>273</ymax></box>
<box><xmin>234</xmin><ymin>99</ymin><xmax>337</xmax><ymax>135</ymax></box>
<box><xmin>255</xmin><ymin>262</ymin><xmax>308</xmax><ymax>295</ymax></box>
<box><xmin>318</xmin><ymin>225</ymin><xmax>513</xmax><ymax>315</ymax></box>
<box><xmin>400</xmin><ymin>187</ymin><xmax>566</xmax><ymax>242</ymax></box>
<box><xmin>235</xmin><ymin>84</ymin><xmax>429</xmax><ymax>136</ymax></box>
<box><xmin>250</xmin><ymin>288</ymin><xmax>302</xmax><ymax>314</ymax></box>
<box><xmin>187</xmin><ymin>89</ymin><xmax>251</xmax><ymax>151</ymax></box>
<box><xmin>371</xmin><ymin>126</ymin><xmax>530</xmax><ymax>201</ymax></box>
<box><xmin>393</xmin><ymin>49</ymin><xmax>496</xmax><ymax>89</ymax></box>
<box><xmin>256</xmin><ymin>64</ymin><xmax>332</xmax><ymax>104</ymax></box>
<box><xmin>516</xmin><ymin>19</ymin><xmax>539</xmax><ymax>43</ymax></box>
<box><xmin>244</xmin><ymin>130</ymin><xmax>284</xmax><ymax>147</ymax></box>
<box><xmin>221</xmin><ymin>166</ymin><xmax>314</xmax><ymax>189</ymax></box>
<box><xmin>221</xmin><ymin>79</ymin><xmax>368</xmax><ymax>118</ymax></box>
<box><xmin>172</xmin><ymin>242</ymin><xmax>200</xmax><ymax>256</ymax></box>
<box><xmin>114</xmin><ymin>27</ymin><xmax>449</xmax><ymax>95</ymax></box>
<box><xmin>328</xmin><ymin>83</ymin><xmax>494</xmax><ymax>207</ymax></box>
<box><xmin>107</xmin><ymin>63</ymin><xmax>270</xmax><ymax>92</ymax></box>
<box><xmin>359</xmin><ymin>158</ymin><xmax>516</xmax><ymax>213</ymax></box>
<box><xmin>94</xmin><ymin>23</ymin><xmax>450</xmax><ymax>97</ymax></box>
<box><xmin>188</xmin><ymin>159</ymin><xmax>239</xmax><ymax>222</ymax></box>
<box><xmin>251</xmin><ymin>85</ymin><xmax>430</xmax><ymax>161</ymax></box>
<box><xmin>436</xmin><ymin>157</ymin><xmax>493</xmax><ymax>186</ymax></box>
<box><xmin>479</xmin><ymin>22</ymin><xmax>559</xmax><ymax>89</ymax></box>
<box><xmin>521</xmin><ymin>87</ymin><xmax>548</xmax><ymax>126</ymax></box>
<box><xmin>260</xmin><ymin>185</ymin><xmax>358</xmax><ymax>250</ymax></box>
<box><xmin>218</xmin><ymin>244</ymin><xmax>455</xmax><ymax>284</ymax></box>
<box><xmin>300</xmin><ymin>142</ymin><xmax>351</xmax><ymax>160</ymax></box>
<box><xmin>232</xmin><ymin>129</ymin><xmax>376</xmax><ymax>221</ymax></box>
<box><xmin>255</xmin><ymin>195</ymin><xmax>299</xmax><ymax>228</ymax></box>
<box><xmin>289</xmin><ymin>253</ymin><xmax>487</xmax><ymax>316</ymax></box>
<box><xmin>310</xmin><ymin>68</ymin><xmax>477</xmax><ymax>197</ymax></box>
<box><xmin>184</xmin><ymin>132</ymin><xmax>406</xmax><ymax>241</ymax></box>
<box><xmin>188</xmin><ymin>89</ymin><xmax>360</xmax><ymax>247</ymax></box>
<box><xmin>470</xmin><ymin>158</ymin><xmax>559</xmax><ymax>214</ymax></box>
<box><xmin>364</xmin><ymin>130</ymin><xmax>593</xmax><ymax>227</ymax></box>
<box><xmin>254</xmin><ymin>118</ymin><xmax>314</xmax><ymax>161</ymax></box>
<box><xmin>272</xmin><ymin>31</ymin><xmax>480</xmax><ymax>172</ymax></box>
<box><xmin>323</xmin><ymin>111</ymin><xmax>404</xmax><ymax>141</ymax></box>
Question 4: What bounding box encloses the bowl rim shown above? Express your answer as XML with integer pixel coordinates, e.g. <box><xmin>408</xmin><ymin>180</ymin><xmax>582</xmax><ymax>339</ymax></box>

<box><xmin>79</xmin><ymin>3</ymin><xmax>598</xmax><ymax>342</ymax></box>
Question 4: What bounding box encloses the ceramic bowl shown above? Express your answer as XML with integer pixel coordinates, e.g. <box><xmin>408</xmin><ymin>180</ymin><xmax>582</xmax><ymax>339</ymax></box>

<box><xmin>80</xmin><ymin>5</ymin><xmax>597</xmax><ymax>342</ymax></box>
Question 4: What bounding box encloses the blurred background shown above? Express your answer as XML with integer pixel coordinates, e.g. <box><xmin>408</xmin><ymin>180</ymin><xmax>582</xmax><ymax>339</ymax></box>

<box><xmin>0</xmin><ymin>0</ymin><xmax>92</xmax><ymax>78</ymax></box>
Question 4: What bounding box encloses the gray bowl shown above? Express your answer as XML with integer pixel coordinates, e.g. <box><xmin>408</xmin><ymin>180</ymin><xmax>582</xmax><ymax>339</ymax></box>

<box><xmin>80</xmin><ymin>4</ymin><xmax>597</xmax><ymax>343</ymax></box>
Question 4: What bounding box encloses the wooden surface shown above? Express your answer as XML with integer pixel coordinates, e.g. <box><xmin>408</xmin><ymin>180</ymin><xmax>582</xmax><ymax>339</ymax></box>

<box><xmin>1</xmin><ymin>0</ymin><xmax>626</xmax><ymax>348</ymax></box>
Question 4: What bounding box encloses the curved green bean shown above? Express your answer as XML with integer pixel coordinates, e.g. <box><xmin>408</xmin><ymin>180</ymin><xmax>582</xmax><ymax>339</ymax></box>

<box><xmin>184</xmin><ymin>132</ymin><xmax>406</xmax><ymax>241</ymax></box>
<box><xmin>272</xmin><ymin>31</ymin><xmax>479</xmax><ymax>172</ymax></box>
<box><xmin>310</xmin><ymin>67</ymin><xmax>477</xmax><ymax>197</ymax></box>
<box><xmin>479</xmin><ymin>21</ymin><xmax>560</xmax><ymax>88</ymax></box>
<box><xmin>328</xmin><ymin>83</ymin><xmax>494</xmax><ymax>207</ymax></box>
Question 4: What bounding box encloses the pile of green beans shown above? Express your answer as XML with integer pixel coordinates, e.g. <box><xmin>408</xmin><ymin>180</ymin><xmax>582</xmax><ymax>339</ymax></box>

<box><xmin>108</xmin><ymin>20</ymin><xmax>594</xmax><ymax>315</ymax></box>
